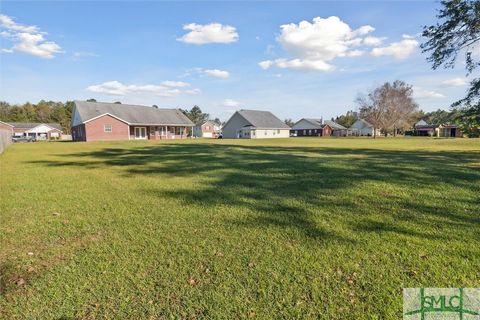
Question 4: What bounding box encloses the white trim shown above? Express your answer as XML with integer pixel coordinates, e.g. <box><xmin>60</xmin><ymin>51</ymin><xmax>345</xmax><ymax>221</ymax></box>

<box><xmin>134</xmin><ymin>126</ymin><xmax>147</xmax><ymax>140</ymax></box>
<box><xmin>104</xmin><ymin>124</ymin><xmax>112</xmax><ymax>133</ymax></box>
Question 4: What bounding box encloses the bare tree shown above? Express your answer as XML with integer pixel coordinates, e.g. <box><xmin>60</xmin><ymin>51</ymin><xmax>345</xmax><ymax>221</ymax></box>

<box><xmin>357</xmin><ymin>81</ymin><xmax>418</xmax><ymax>138</ymax></box>
<box><xmin>356</xmin><ymin>87</ymin><xmax>387</xmax><ymax>139</ymax></box>
<box><xmin>384</xmin><ymin>81</ymin><xmax>419</xmax><ymax>136</ymax></box>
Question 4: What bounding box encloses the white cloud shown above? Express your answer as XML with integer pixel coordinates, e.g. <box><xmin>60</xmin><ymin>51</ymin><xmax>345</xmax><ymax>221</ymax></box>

<box><xmin>259</xmin><ymin>16</ymin><xmax>382</xmax><ymax>72</ymax></box>
<box><xmin>72</xmin><ymin>51</ymin><xmax>99</xmax><ymax>61</ymax></box>
<box><xmin>413</xmin><ymin>87</ymin><xmax>445</xmax><ymax>99</ymax></box>
<box><xmin>363</xmin><ymin>36</ymin><xmax>386</xmax><ymax>46</ymax></box>
<box><xmin>204</xmin><ymin>69</ymin><xmax>230</xmax><ymax>79</ymax></box>
<box><xmin>371</xmin><ymin>38</ymin><xmax>418</xmax><ymax>60</ymax></box>
<box><xmin>259</xmin><ymin>60</ymin><xmax>274</xmax><ymax>70</ymax></box>
<box><xmin>0</xmin><ymin>14</ymin><xmax>63</xmax><ymax>58</ymax></box>
<box><xmin>0</xmin><ymin>15</ymin><xmax>39</xmax><ymax>33</ymax></box>
<box><xmin>177</xmin><ymin>23</ymin><xmax>238</xmax><ymax>45</ymax></box>
<box><xmin>441</xmin><ymin>77</ymin><xmax>468</xmax><ymax>87</ymax></box>
<box><xmin>222</xmin><ymin>99</ymin><xmax>241</xmax><ymax>108</ymax></box>
<box><xmin>347</xmin><ymin>49</ymin><xmax>364</xmax><ymax>57</ymax></box>
<box><xmin>161</xmin><ymin>80</ymin><xmax>190</xmax><ymax>88</ymax></box>
<box><xmin>186</xmin><ymin>88</ymin><xmax>202</xmax><ymax>95</ymax></box>
<box><xmin>260</xmin><ymin>58</ymin><xmax>334</xmax><ymax>71</ymax></box>
<box><xmin>87</xmin><ymin>80</ymin><xmax>191</xmax><ymax>97</ymax></box>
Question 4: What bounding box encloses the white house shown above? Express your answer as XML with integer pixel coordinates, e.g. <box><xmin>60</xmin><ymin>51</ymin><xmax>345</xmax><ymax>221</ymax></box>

<box><xmin>8</xmin><ymin>122</ymin><xmax>63</xmax><ymax>140</ymax></box>
<box><xmin>350</xmin><ymin>119</ymin><xmax>378</xmax><ymax>136</ymax></box>
<box><xmin>222</xmin><ymin>109</ymin><xmax>290</xmax><ymax>139</ymax></box>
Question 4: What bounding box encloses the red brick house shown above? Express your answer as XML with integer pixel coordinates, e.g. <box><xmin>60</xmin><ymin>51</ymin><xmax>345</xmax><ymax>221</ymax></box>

<box><xmin>193</xmin><ymin>120</ymin><xmax>220</xmax><ymax>138</ymax></box>
<box><xmin>71</xmin><ymin>101</ymin><xmax>194</xmax><ymax>141</ymax></box>
<box><xmin>291</xmin><ymin>118</ymin><xmax>333</xmax><ymax>137</ymax></box>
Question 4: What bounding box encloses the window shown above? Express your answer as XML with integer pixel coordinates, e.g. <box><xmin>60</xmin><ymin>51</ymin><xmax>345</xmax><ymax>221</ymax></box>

<box><xmin>277</xmin><ymin>129</ymin><xmax>280</xmax><ymax>134</ymax></box>
<box><xmin>104</xmin><ymin>124</ymin><xmax>112</xmax><ymax>132</ymax></box>
<box><xmin>264</xmin><ymin>131</ymin><xmax>267</xmax><ymax>135</ymax></box>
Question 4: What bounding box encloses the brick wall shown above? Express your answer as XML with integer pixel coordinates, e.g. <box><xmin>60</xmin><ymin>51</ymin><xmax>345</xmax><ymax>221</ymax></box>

<box><xmin>84</xmin><ymin>115</ymin><xmax>129</xmax><ymax>141</ymax></box>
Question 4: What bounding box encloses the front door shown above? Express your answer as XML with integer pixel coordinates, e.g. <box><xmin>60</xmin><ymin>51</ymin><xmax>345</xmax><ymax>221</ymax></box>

<box><xmin>134</xmin><ymin>127</ymin><xmax>147</xmax><ymax>139</ymax></box>
<box><xmin>451</xmin><ymin>128</ymin><xmax>456</xmax><ymax>137</ymax></box>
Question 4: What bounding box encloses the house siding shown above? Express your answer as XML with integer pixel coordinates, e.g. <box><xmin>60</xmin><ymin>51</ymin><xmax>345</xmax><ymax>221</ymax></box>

<box><xmin>84</xmin><ymin>114</ymin><xmax>129</xmax><ymax>141</ymax></box>
<box><xmin>222</xmin><ymin>113</ymin><xmax>251</xmax><ymax>138</ymax></box>
<box><xmin>350</xmin><ymin>120</ymin><xmax>376</xmax><ymax>136</ymax></box>
<box><xmin>254</xmin><ymin>129</ymin><xmax>290</xmax><ymax>139</ymax></box>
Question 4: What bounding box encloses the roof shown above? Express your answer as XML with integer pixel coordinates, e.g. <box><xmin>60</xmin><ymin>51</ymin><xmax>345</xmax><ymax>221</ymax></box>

<box><xmin>292</xmin><ymin>118</ymin><xmax>329</xmax><ymax>129</ymax></box>
<box><xmin>351</xmin><ymin>118</ymin><xmax>374</xmax><ymax>129</ymax></box>
<box><xmin>74</xmin><ymin>101</ymin><xmax>194</xmax><ymax>126</ymax></box>
<box><xmin>303</xmin><ymin>118</ymin><xmax>324</xmax><ymax>127</ymax></box>
<box><xmin>196</xmin><ymin>120</ymin><xmax>216</xmax><ymax>127</ymax></box>
<box><xmin>323</xmin><ymin>120</ymin><xmax>347</xmax><ymax>130</ymax></box>
<box><xmin>8</xmin><ymin>122</ymin><xmax>62</xmax><ymax>131</ymax></box>
<box><xmin>415</xmin><ymin>119</ymin><xmax>436</xmax><ymax>129</ymax></box>
<box><xmin>415</xmin><ymin>120</ymin><xmax>428</xmax><ymax>126</ymax></box>
<box><xmin>236</xmin><ymin>109</ymin><xmax>290</xmax><ymax>129</ymax></box>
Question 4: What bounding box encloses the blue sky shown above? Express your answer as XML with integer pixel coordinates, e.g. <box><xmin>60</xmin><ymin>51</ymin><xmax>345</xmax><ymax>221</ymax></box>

<box><xmin>0</xmin><ymin>1</ymin><xmax>472</xmax><ymax>121</ymax></box>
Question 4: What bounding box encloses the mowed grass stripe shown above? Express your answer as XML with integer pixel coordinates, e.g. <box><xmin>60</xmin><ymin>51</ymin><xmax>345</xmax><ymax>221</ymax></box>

<box><xmin>0</xmin><ymin>138</ymin><xmax>479</xmax><ymax>319</ymax></box>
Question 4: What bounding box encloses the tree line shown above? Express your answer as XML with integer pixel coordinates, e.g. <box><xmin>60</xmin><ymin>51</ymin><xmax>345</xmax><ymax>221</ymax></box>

<box><xmin>0</xmin><ymin>100</ymin><xmax>74</xmax><ymax>134</ymax></box>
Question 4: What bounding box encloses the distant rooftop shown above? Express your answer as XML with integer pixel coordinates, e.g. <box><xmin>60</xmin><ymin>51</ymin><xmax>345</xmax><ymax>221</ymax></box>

<box><xmin>237</xmin><ymin>109</ymin><xmax>290</xmax><ymax>129</ymax></box>
<box><xmin>8</xmin><ymin>122</ymin><xmax>62</xmax><ymax>130</ymax></box>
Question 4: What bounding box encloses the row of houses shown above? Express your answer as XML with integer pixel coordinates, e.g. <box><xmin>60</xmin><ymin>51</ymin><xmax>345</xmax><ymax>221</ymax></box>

<box><xmin>1</xmin><ymin>101</ymin><xmax>462</xmax><ymax>142</ymax></box>
<box><xmin>69</xmin><ymin>101</ymin><xmax>380</xmax><ymax>141</ymax></box>
<box><xmin>71</xmin><ymin>101</ymin><xmax>464</xmax><ymax>141</ymax></box>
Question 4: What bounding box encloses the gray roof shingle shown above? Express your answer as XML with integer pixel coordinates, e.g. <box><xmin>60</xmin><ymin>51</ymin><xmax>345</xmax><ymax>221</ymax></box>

<box><xmin>323</xmin><ymin>120</ymin><xmax>347</xmax><ymax>130</ymax></box>
<box><xmin>301</xmin><ymin>118</ymin><xmax>324</xmax><ymax>128</ymax></box>
<box><xmin>74</xmin><ymin>101</ymin><xmax>194</xmax><ymax>126</ymax></box>
<box><xmin>237</xmin><ymin>109</ymin><xmax>290</xmax><ymax>129</ymax></box>
<box><xmin>8</xmin><ymin>122</ymin><xmax>62</xmax><ymax>131</ymax></box>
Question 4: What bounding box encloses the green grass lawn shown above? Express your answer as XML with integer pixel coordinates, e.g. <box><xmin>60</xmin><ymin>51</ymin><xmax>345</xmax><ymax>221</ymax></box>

<box><xmin>1</xmin><ymin>138</ymin><xmax>479</xmax><ymax>319</ymax></box>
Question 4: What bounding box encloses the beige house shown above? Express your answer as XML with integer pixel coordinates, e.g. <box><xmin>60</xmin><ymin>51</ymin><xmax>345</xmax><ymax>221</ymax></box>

<box><xmin>222</xmin><ymin>109</ymin><xmax>290</xmax><ymax>139</ymax></box>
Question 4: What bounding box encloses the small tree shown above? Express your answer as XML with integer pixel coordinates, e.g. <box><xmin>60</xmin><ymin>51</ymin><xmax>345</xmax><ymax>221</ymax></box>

<box><xmin>182</xmin><ymin>105</ymin><xmax>209</xmax><ymax>124</ymax></box>
<box><xmin>284</xmin><ymin>118</ymin><xmax>294</xmax><ymax>127</ymax></box>
<box><xmin>335</xmin><ymin>110</ymin><xmax>358</xmax><ymax>128</ymax></box>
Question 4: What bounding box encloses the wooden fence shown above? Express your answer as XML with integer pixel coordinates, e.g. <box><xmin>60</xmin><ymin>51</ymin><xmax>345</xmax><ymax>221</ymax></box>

<box><xmin>0</xmin><ymin>128</ymin><xmax>12</xmax><ymax>154</ymax></box>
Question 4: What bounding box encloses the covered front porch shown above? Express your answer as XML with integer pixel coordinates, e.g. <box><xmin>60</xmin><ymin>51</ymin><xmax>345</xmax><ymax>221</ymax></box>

<box><xmin>129</xmin><ymin>125</ymin><xmax>192</xmax><ymax>140</ymax></box>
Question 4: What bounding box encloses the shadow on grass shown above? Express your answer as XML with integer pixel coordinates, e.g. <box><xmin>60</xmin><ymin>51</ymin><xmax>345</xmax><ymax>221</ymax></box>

<box><xmin>30</xmin><ymin>143</ymin><xmax>480</xmax><ymax>243</ymax></box>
